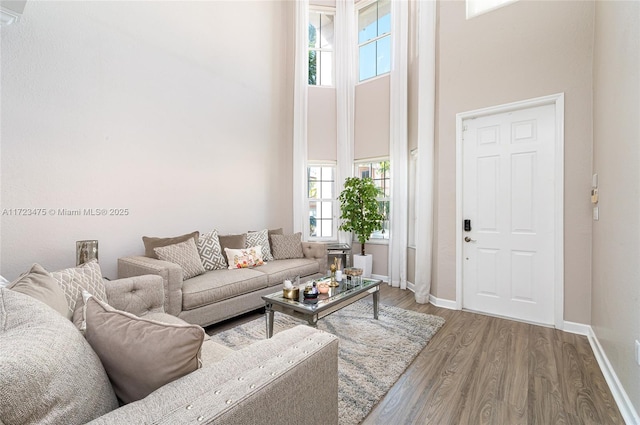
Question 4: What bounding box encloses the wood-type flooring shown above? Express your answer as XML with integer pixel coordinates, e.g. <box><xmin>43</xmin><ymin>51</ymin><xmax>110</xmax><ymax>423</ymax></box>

<box><xmin>207</xmin><ymin>285</ymin><xmax>625</xmax><ymax>425</ymax></box>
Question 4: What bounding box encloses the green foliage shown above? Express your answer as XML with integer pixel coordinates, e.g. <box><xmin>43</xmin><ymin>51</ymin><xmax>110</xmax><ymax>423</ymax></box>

<box><xmin>308</xmin><ymin>24</ymin><xmax>317</xmax><ymax>85</ymax></box>
<box><xmin>338</xmin><ymin>177</ymin><xmax>384</xmax><ymax>256</ymax></box>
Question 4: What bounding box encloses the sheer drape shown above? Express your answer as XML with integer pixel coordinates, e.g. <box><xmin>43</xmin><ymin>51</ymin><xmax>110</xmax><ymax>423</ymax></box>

<box><xmin>292</xmin><ymin>0</ymin><xmax>309</xmax><ymax>236</ymax></box>
<box><xmin>388</xmin><ymin>0</ymin><xmax>409</xmax><ymax>289</ymax></box>
<box><xmin>414</xmin><ymin>0</ymin><xmax>437</xmax><ymax>304</ymax></box>
<box><xmin>335</xmin><ymin>0</ymin><xmax>356</xmax><ymax>246</ymax></box>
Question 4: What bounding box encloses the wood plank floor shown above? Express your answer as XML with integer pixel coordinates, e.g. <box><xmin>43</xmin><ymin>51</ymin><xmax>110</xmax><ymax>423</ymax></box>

<box><xmin>206</xmin><ymin>285</ymin><xmax>624</xmax><ymax>425</ymax></box>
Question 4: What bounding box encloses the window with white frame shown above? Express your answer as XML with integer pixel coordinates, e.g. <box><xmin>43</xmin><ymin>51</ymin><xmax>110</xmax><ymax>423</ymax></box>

<box><xmin>355</xmin><ymin>160</ymin><xmax>390</xmax><ymax>240</ymax></box>
<box><xmin>308</xmin><ymin>9</ymin><xmax>335</xmax><ymax>86</ymax></box>
<box><xmin>307</xmin><ymin>164</ymin><xmax>336</xmax><ymax>239</ymax></box>
<box><xmin>357</xmin><ymin>0</ymin><xmax>391</xmax><ymax>82</ymax></box>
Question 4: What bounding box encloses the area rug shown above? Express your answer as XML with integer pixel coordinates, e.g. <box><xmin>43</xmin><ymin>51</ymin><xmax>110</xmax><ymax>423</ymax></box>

<box><xmin>208</xmin><ymin>300</ymin><xmax>445</xmax><ymax>425</ymax></box>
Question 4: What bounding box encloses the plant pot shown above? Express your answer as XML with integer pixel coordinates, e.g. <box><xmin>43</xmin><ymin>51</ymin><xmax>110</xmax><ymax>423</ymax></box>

<box><xmin>352</xmin><ymin>254</ymin><xmax>372</xmax><ymax>278</ymax></box>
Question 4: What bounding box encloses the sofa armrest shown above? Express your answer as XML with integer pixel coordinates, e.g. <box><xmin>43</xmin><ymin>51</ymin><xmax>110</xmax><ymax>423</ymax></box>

<box><xmin>89</xmin><ymin>325</ymin><xmax>338</xmax><ymax>425</ymax></box>
<box><xmin>105</xmin><ymin>275</ymin><xmax>165</xmax><ymax>317</ymax></box>
<box><xmin>117</xmin><ymin>256</ymin><xmax>184</xmax><ymax>316</ymax></box>
<box><xmin>302</xmin><ymin>242</ymin><xmax>328</xmax><ymax>274</ymax></box>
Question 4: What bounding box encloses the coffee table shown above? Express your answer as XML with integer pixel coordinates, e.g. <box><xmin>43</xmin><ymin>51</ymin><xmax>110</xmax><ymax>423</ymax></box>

<box><xmin>261</xmin><ymin>276</ymin><xmax>381</xmax><ymax>338</ymax></box>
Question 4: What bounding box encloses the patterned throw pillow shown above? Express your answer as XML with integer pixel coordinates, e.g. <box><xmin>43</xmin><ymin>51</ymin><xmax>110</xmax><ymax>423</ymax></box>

<box><xmin>224</xmin><ymin>246</ymin><xmax>265</xmax><ymax>269</ymax></box>
<box><xmin>154</xmin><ymin>239</ymin><xmax>206</xmax><ymax>280</ymax></box>
<box><xmin>197</xmin><ymin>229</ymin><xmax>227</xmax><ymax>270</ymax></box>
<box><xmin>270</xmin><ymin>233</ymin><xmax>304</xmax><ymax>260</ymax></box>
<box><xmin>50</xmin><ymin>260</ymin><xmax>107</xmax><ymax>319</ymax></box>
<box><xmin>246</xmin><ymin>229</ymin><xmax>273</xmax><ymax>262</ymax></box>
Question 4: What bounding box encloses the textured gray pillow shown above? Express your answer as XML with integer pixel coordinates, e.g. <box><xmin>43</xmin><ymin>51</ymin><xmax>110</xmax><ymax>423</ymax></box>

<box><xmin>50</xmin><ymin>260</ymin><xmax>107</xmax><ymax>319</ymax></box>
<box><xmin>246</xmin><ymin>229</ymin><xmax>273</xmax><ymax>262</ymax></box>
<box><xmin>154</xmin><ymin>239</ymin><xmax>206</xmax><ymax>280</ymax></box>
<box><xmin>82</xmin><ymin>293</ymin><xmax>204</xmax><ymax>404</ymax></box>
<box><xmin>218</xmin><ymin>233</ymin><xmax>247</xmax><ymax>263</ymax></box>
<box><xmin>197</xmin><ymin>229</ymin><xmax>227</xmax><ymax>270</ymax></box>
<box><xmin>142</xmin><ymin>231</ymin><xmax>199</xmax><ymax>259</ymax></box>
<box><xmin>0</xmin><ymin>288</ymin><xmax>118</xmax><ymax>424</ymax></box>
<box><xmin>8</xmin><ymin>263</ymin><xmax>69</xmax><ymax>319</ymax></box>
<box><xmin>270</xmin><ymin>233</ymin><xmax>304</xmax><ymax>260</ymax></box>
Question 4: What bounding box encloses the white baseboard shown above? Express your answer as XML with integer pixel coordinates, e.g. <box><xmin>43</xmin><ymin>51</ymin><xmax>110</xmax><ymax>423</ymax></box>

<box><xmin>563</xmin><ymin>321</ymin><xmax>640</xmax><ymax>424</ymax></box>
<box><xmin>428</xmin><ymin>294</ymin><xmax>458</xmax><ymax>310</ymax></box>
<box><xmin>371</xmin><ymin>274</ymin><xmax>387</xmax><ymax>283</ymax></box>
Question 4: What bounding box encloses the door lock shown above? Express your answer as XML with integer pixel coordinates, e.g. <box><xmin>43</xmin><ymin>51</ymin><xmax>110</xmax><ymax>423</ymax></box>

<box><xmin>464</xmin><ymin>236</ymin><xmax>476</xmax><ymax>243</ymax></box>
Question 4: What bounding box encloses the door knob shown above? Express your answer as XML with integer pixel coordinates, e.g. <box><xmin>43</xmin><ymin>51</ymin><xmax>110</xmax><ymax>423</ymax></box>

<box><xmin>464</xmin><ymin>236</ymin><xmax>476</xmax><ymax>243</ymax></box>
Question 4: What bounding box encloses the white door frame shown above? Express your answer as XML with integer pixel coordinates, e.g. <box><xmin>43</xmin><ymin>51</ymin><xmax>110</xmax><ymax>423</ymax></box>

<box><xmin>455</xmin><ymin>93</ymin><xmax>565</xmax><ymax>329</ymax></box>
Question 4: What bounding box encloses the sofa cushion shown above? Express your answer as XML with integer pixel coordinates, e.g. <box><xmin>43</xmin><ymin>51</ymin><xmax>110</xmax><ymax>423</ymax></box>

<box><xmin>0</xmin><ymin>288</ymin><xmax>118</xmax><ymax>424</ymax></box>
<box><xmin>154</xmin><ymin>239</ymin><xmax>206</xmax><ymax>280</ymax></box>
<box><xmin>270</xmin><ymin>233</ymin><xmax>304</xmax><ymax>260</ymax></box>
<box><xmin>200</xmin><ymin>339</ymin><xmax>234</xmax><ymax>366</ymax></box>
<box><xmin>50</xmin><ymin>260</ymin><xmax>107</xmax><ymax>319</ymax></box>
<box><xmin>246</xmin><ymin>229</ymin><xmax>274</xmax><ymax>262</ymax></box>
<box><xmin>143</xmin><ymin>231</ymin><xmax>199</xmax><ymax>259</ymax></box>
<box><xmin>8</xmin><ymin>263</ymin><xmax>69</xmax><ymax>319</ymax></box>
<box><xmin>218</xmin><ymin>233</ymin><xmax>247</xmax><ymax>258</ymax></box>
<box><xmin>224</xmin><ymin>246</ymin><xmax>265</xmax><ymax>270</ymax></box>
<box><xmin>181</xmin><ymin>269</ymin><xmax>268</xmax><ymax>310</ymax></box>
<box><xmin>255</xmin><ymin>259</ymin><xmax>321</xmax><ymax>286</ymax></box>
<box><xmin>197</xmin><ymin>229</ymin><xmax>228</xmax><ymax>270</ymax></box>
<box><xmin>82</xmin><ymin>293</ymin><xmax>205</xmax><ymax>404</ymax></box>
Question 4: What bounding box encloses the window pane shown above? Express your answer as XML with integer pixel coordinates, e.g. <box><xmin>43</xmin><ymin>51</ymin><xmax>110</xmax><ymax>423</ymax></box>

<box><xmin>321</xmin><ymin>219</ymin><xmax>333</xmax><ymax>237</ymax></box>
<box><xmin>308</xmin><ymin>166</ymin><xmax>320</xmax><ymax>180</ymax></box>
<box><xmin>378</xmin><ymin>0</ymin><xmax>391</xmax><ymax>36</ymax></box>
<box><xmin>308</xmin><ymin>181</ymin><xmax>319</xmax><ymax>198</ymax></box>
<box><xmin>308</xmin><ymin>50</ymin><xmax>318</xmax><ymax>85</ymax></box>
<box><xmin>319</xmin><ymin>51</ymin><xmax>333</xmax><ymax>86</ymax></box>
<box><xmin>309</xmin><ymin>13</ymin><xmax>321</xmax><ymax>49</ymax></box>
<box><xmin>321</xmin><ymin>166</ymin><xmax>334</xmax><ymax>181</ymax></box>
<box><xmin>321</xmin><ymin>181</ymin><xmax>333</xmax><ymax>198</ymax></box>
<box><xmin>359</xmin><ymin>43</ymin><xmax>376</xmax><ymax>81</ymax></box>
<box><xmin>376</xmin><ymin>35</ymin><xmax>391</xmax><ymax>76</ymax></box>
<box><xmin>321</xmin><ymin>201</ymin><xmax>333</xmax><ymax>218</ymax></box>
<box><xmin>358</xmin><ymin>2</ymin><xmax>378</xmax><ymax>44</ymax></box>
<box><xmin>319</xmin><ymin>14</ymin><xmax>334</xmax><ymax>49</ymax></box>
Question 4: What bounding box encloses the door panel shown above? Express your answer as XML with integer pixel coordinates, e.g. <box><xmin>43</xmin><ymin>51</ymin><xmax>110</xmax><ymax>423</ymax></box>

<box><xmin>462</xmin><ymin>104</ymin><xmax>556</xmax><ymax>325</ymax></box>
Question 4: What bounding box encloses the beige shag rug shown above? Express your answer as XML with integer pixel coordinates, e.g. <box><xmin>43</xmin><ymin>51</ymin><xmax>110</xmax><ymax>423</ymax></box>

<box><xmin>209</xmin><ymin>300</ymin><xmax>445</xmax><ymax>425</ymax></box>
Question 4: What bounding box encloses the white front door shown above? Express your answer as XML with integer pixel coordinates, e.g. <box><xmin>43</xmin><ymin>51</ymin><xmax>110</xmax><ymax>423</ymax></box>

<box><xmin>461</xmin><ymin>103</ymin><xmax>557</xmax><ymax>325</ymax></box>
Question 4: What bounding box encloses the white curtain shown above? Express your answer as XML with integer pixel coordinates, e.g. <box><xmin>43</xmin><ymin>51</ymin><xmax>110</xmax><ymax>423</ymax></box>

<box><xmin>292</xmin><ymin>0</ymin><xmax>309</xmax><ymax>236</ymax></box>
<box><xmin>335</xmin><ymin>0</ymin><xmax>356</xmax><ymax>246</ymax></box>
<box><xmin>388</xmin><ymin>0</ymin><xmax>409</xmax><ymax>289</ymax></box>
<box><xmin>414</xmin><ymin>0</ymin><xmax>437</xmax><ymax>304</ymax></box>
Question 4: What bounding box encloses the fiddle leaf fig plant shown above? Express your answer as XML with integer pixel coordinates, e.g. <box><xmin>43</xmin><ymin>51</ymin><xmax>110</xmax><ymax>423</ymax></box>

<box><xmin>338</xmin><ymin>177</ymin><xmax>384</xmax><ymax>256</ymax></box>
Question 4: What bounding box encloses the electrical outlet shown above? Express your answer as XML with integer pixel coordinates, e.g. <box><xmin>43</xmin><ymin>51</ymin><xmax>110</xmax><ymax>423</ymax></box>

<box><xmin>636</xmin><ymin>340</ymin><xmax>640</xmax><ymax>366</ymax></box>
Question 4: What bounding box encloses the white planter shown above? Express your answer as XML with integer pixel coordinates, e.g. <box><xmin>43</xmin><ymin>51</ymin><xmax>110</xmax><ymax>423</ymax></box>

<box><xmin>353</xmin><ymin>254</ymin><xmax>373</xmax><ymax>278</ymax></box>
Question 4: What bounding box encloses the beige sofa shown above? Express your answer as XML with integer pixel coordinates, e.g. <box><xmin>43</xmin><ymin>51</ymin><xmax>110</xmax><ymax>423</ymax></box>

<box><xmin>0</xmin><ymin>272</ymin><xmax>339</xmax><ymax>424</ymax></box>
<box><xmin>118</xmin><ymin>238</ymin><xmax>328</xmax><ymax>327</ymax></box>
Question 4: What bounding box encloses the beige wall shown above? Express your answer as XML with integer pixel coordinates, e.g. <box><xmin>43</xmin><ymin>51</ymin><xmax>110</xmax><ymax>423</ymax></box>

<box><xmin>352</xmin><ymin>242</ymin><xmax>389</xmax><ymax>277</ymax></box>
<box><xmin>434</xmin><ymin>0</ymin><xmax>594</xmax><ymax>323</ymax></box>
<box><xmin>355</xmin><ymin>75</ymin><xmax>390</xmax><ymax>160</ymax></box>
<box><xmin>308</xmin><ymin>86</ymin><xmax>337</xmax><ymax>161</ymax></box>
<box><xmin>592</xmin><ymin>0</ymin><xmax>640</xmax><ymax>414</ymax></box>
<box><xmin>0</xmin><ymin>1</ymin><xmax>295</xmax><ymax>279</ymax></box>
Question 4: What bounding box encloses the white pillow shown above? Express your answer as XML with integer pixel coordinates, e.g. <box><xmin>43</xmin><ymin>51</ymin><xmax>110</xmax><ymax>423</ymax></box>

<box><xmin>224</xmin><ymin>246</ymin><xmax>265</xmax><ymax>269</ymax></box>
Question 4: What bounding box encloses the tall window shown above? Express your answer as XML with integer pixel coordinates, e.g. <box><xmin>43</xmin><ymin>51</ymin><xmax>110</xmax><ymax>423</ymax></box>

<box><xmin>355</xmin><ymin>160</ymin><xmax>390</xmax><ymax>240</ymax></box>
<box><xmin>307</xmin><ymin>164</ymin><xmax>336</xmax><ymax>239</ymax></box>
<box><xmin>357</xmin><ymin>0</ymin><xmax>391</xmax><ymax>82</ymax></box>
<box><xmin>308</xmin><ymin>10</ymin><xmax>335</xmax><ymax>86</ymax></box>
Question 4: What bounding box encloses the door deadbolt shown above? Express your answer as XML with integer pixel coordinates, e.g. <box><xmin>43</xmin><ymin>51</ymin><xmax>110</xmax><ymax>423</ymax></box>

<box><xmin>464</xmin><ymin>236</ymin><xmax>476</xmax><ymax>243</ymax></box>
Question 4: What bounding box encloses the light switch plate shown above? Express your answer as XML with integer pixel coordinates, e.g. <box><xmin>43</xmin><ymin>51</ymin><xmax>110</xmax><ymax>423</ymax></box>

<box><xmin>593</xmin><ymin>207</ymin><xmax>599</xmax><ymax>221</ymax></box>
<box><xmin>635</xmin><ymin>340</ymin><xmax>640</xmax><ymax>366</ymax></box>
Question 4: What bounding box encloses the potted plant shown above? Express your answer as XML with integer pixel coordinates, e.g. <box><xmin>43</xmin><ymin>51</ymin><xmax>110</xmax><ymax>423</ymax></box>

<box><xmin>338</xmin><ymin>177</ymin><xmax>384</xmax><ymax>277</ymax></box>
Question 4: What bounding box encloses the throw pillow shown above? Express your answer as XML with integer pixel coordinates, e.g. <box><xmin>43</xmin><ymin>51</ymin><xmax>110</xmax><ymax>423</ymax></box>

<box><xmin>0</xmin><ymin>288</ymin><xmax>118</xmax><ymax>424</ymax></box>
<box><xmin>197</xmin><ymin>229</ymin><xmax>227</xmax><ymax>270</ymax></box>
<box><xmin>142</xmin><ymin>231</ymin><xmax>199</xmax><ymax>259</ymax></box>
<box><xmin>154</xmin><ymin>238</ymin><xmax>205</xmax><ymax>280</ymax></box>
<box><xmin>268</xmin><ymin>228</ymin><xmax>284</xmax><ymax>257</ymax></box>
<box><xmin>50</xmin><ymin>260</ymin><xmax>107</xmax><ymax>320</ymax></box>
<box><xmin>81</xmin><ymin>292</ymin><xmax>205</xmax><ymax>404</ymax></box>
<box><xmin>246</xmin><ymin>229</ymin><xmax>273</xmax><ymax>262</ymax></box>
<box><xmin>8</xmin><ymin>263</ymin><xmax>69</xmax><ymax>319</ymax></box>
<box><xmin>218</xmin><ymin>233</ymin><xmax>247</xmax><ymax>254</ymax></box>
<box><xmin>270</xmin><ymin>233</ymin><xmax>304</xmax><ymax>260</ymax></box>
<box><xmin>224</xmin><ymin>246</ymin><xmax>265</xmax><ymax>269</ymax></box>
